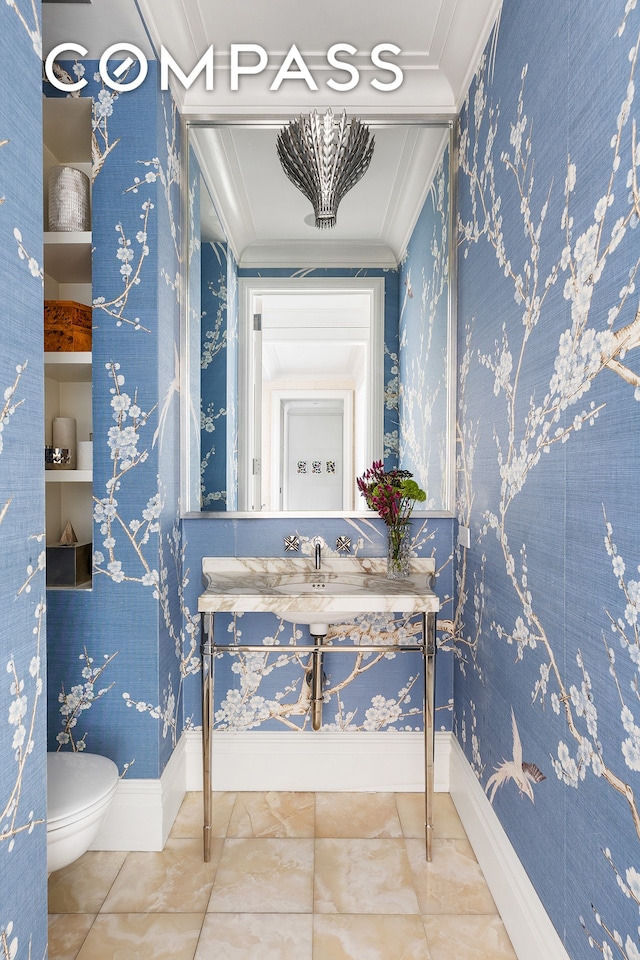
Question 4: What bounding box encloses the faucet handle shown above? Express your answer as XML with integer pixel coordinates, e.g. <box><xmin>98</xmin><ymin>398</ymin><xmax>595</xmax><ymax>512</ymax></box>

<box><xmin>284</xmin><ymin>535</ymin><xmax>300</xmax><ymax>552</ymax></box>
<box><xmin>336</xmin><ymin>536</ymin><xmax>351</xmax><ymax>553</ymax></box>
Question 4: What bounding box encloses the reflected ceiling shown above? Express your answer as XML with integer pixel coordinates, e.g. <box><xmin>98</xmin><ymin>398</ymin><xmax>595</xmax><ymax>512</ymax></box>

<box><xmin>191</xmin><ymin>124</ymin><xmax>449</xmax><ymax>267</ymax></box>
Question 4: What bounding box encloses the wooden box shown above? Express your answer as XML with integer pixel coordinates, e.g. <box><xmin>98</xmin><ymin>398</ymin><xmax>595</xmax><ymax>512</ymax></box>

<box><xmin>44</xmin><ymin>300</ymin><xmax>92</xmax><ymax>352</ymax></box>
<box><xmin>46</xmin><ymin>542</ymin><xmax>92</xmax><ymax>587</ymax></box>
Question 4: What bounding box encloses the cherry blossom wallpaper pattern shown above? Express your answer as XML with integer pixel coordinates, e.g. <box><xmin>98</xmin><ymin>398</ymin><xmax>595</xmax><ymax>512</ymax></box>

<box><xmin>0</xmin><ymin>3</ymin><xmax>47</xmax><ymax>957</ymax></box>
<box><xmin>454</xmin><ymin>0</ymin><xmax>640</xmax><ymax>957</ymax></box>
<box><xmin>399</xmin><ymin>135</ymin><xmax>451</xmax><ymax>509</ymax></box>
<box><xmin>200</xmin><ymin>240</ymin><xmax>230</xmax><ymax>509</ymax></box>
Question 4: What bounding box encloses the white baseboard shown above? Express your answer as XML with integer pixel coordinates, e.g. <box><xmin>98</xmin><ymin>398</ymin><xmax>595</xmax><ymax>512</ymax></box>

<box><xmin>90</xmin><ymin>729</ymin><xmax>449</xmax><ymax>851</ymax></box>
<box><xmin>449</xmin><ymin>736</ymin><xmax>570</xmax><ymax>960</ymax></box>
<box><xmin>184</xmin><ymin>728</ymin><xmax>451</xmax><ymax>793</ymax></box>
<box><xmin>91</xmin><ymin>734</ymin><xmax>188</xmax><ymax>852</ymax></box>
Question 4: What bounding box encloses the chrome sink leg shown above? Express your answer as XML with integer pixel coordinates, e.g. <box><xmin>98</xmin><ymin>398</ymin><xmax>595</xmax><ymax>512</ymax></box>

<box><xmin>201</xmin><ymin>612</ymin><xmax>215</xmax><ymax>862</ymax></box>
<box><xmin>424</xmin><ymin>611</ymin><xmax>436</xmax><ymax>861</ymax></box>
<box><xmin>309</xmin><ymin>632</ymin><xmax>325</xmax><ymax>730</ymax></box>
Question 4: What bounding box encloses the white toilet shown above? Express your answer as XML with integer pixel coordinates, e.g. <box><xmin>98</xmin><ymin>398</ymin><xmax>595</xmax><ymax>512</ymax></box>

<box><xmin>47</xmin><ymin>751</ymin><xmax>119</xmax><ymax>874</ymax></box>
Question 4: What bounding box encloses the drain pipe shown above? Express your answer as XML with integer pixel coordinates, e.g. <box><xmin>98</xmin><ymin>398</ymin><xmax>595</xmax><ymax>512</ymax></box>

<box><xmin>308</xmin><ymin>627</ymin><xmax>326</xmax><ymax>730</ymax></box>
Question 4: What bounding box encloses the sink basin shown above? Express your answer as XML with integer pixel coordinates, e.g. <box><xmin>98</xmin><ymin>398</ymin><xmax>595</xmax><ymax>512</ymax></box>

<box><xmin>270</xmin><ymin>573</ymin><xmax>371</xmax><ymax>595</ymax></box>
<box><xmin>269</xmin><ymin>573</ymin><xmax>372</xmax><ymax>631</ymax></box>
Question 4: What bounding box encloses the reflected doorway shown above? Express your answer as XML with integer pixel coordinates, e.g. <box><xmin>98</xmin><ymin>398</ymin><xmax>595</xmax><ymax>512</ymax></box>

<box><xmin>238</xmin><ymin>278</ymin><xmax>384</xmax><ymax>511</ymax></box>
<box><xmin>269</xmin><ymin>392</ymin><xmax>353</xmax><ymax>511</ymax></box>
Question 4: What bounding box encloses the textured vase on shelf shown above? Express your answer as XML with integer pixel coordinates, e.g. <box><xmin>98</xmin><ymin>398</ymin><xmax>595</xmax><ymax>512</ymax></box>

<box><xmin>387</xmin><ymin>522</ymin><xmax>411</xmax><ymax>579</ymax></box>
<box><xmin>48</xmin><ymin>165</ymin><xmax>90</xmax><ymax>232</ymax></box>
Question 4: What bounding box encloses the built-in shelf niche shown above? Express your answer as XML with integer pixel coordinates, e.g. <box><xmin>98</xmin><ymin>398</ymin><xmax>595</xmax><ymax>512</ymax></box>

<box><xmin>43</xmin><ymin>97</ymin><xmax>94</xmax><ymax>588</ymax></box>
<box><xmin>44</xmin><ymin>353</ymin><xmax>93</xmax><ymax>547</ymax></box>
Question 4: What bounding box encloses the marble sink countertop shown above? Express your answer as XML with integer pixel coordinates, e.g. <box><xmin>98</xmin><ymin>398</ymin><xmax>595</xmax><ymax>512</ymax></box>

<box><xmin>198</xmin><ymin>557</ymin><xmax>439</xmax><ymax>615</ymax></box>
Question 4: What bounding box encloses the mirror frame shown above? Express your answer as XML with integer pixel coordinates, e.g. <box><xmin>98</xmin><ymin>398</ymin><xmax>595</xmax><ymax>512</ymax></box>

<box><xmin>180</xmin><ymin>115</ymin><xmax>458</xmax><ymax>519</ymax></box>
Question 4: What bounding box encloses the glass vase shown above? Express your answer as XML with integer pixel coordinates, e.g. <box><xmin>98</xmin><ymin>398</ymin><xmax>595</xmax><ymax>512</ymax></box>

<box><xmin>387</xmin><ymin>522</ymin><xmax>411</xmax><ymax>579</ymax></box>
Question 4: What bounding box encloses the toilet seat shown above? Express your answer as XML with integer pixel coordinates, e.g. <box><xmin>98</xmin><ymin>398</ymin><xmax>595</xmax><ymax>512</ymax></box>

<box><xmin>47</xmin><ymin>752</ymin><xmax>119</xmax><ymax>828</ymax></box>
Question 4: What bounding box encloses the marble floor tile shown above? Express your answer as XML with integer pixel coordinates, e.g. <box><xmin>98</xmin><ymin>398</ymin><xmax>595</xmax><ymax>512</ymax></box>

<box><xmin>227</xmin><ymin>790</ymin><xmax>315</xmax><ymax>837</ymax></box>
<box><xmin>195</xmin><ymin>912</ymin><xmax>313</xmax><ymax>959</ymax></box>
<box><xmin>100</xmin><ymin>838</ymin><xmax>223</xmax><ymax>913</ymax></box>
<box><xmin>315</xmin><ymin>791</ymin><xmax>403</xmax><ymax>838</ymax></box>
<box><xmin>207</xmin><ymin>838</ymin><xmax>314</xmax><ymax>913</ymax></box>
<box><xmin>170</xmin><ymin>791</ymin><xmax>236</xmax><ymax>839</ymax></box>
<box><xmin>74</xmin><ymin>913</ymin><xmax>203</xmax><ymax>960</ymax></box>
<box><xmin>313</xmin><ymin>914</ymin><xmax>432</xmax><ymax>960</ymax></box>
<box><xmin>406</xmin><ymin>838</ymin><xmax>498</xmax><ymax>915</ymax></box>
<box><xmin>314</xmin><ymin>838</ymin><xmax>420</xmax><ymax>914</ymax></box>
<box><xmin>48</xmin><ymin>851</ymin><xmax>128</xmax><ymax>914</ymax></box>
<box><xmin>47</xmin><ymin>792</ymin><xmax>522</xmax><ymax>960</ymax></box>
<box><xmin>423</xmin><ymin>914</ymin><xmax>518</xmax><ymax>960</ymax></box>
<box><xmin>48</xmin><ymin>913</ymin><xmax>95</xmax><ymax>960</ymax></box>
<box><xmin>396</xmin><ymin>792</ymin><xmax>467</xmax><ymax>840</ymax></box>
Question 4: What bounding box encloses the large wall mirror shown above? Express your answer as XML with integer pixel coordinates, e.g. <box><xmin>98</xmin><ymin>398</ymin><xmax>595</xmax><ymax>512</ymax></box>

<box><xmin>181</xmin><ymin>117</ymin><xmax>456</xmax><ymax>517</ymax></box>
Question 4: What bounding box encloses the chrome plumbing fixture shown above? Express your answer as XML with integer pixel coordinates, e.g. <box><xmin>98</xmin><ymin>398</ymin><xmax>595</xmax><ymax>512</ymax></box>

<box><xmin>307</xmin><ymin>626</ymin><xmax>327</xmax><ymax>730</ymax></box>
<box><xmin>309</xmin><ymin>538</ymin><xmax>326</xmax><ymax>728</ymax></box>
<box><xmin>284</xmin><ymin>535</ymin><xmax>300</xmax><ymax>552</ymax></box>
<box><xmin>336</xmin><ymin>535</ymin><xmax>351</xmax><ymax>553</ymax></box>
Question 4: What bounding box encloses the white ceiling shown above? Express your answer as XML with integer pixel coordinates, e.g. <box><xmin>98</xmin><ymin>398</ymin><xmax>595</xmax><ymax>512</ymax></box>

<box><xmin>135</xmin><ymin>0</ymin><xmax>502</xmax><ymax>117</ymax></box>
<box><xmin>42</xmin><ymin>0</ymin><xmax>155</xmax><ymax>59</ymax></box>
<box><xmin>42</xmin><ymin>0</ymin><xmax>502</xmax><ymax>266</ymax></box>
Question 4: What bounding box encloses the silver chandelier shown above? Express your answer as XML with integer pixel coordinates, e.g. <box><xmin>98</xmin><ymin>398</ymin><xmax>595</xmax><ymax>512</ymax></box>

<box><xmin>276</xmin><ymin>109</ymin><xmax>375</xmax><ymax>229</ymax></box>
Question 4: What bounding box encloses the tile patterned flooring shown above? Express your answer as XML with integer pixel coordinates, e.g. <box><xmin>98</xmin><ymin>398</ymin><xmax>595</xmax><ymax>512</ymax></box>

<box><xmin>48</xmin><ymin>791</ymin><xmax>518</xmax><ymax>959</ymax></box>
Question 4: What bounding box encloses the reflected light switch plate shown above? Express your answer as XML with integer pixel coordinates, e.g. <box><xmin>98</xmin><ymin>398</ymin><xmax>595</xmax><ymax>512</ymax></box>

<box><xmin>458</xmin><ymin>525</ymin><xmax>471</xmax><ymax>549</ymax></box>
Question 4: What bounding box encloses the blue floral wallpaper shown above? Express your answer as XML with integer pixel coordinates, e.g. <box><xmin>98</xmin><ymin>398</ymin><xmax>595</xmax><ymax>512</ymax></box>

<box><xmin>200</xmin><ymin>240</ymin><xmax>230</xmax><ymax>509</ymax></box>
<box><xmin>399</xmin><ymin>136</ymin><xmax>450</xmax><ymax>508</ymax></box>
<box><xmin>7</xmin><ymin>1</ymin><xmax>635</xmax><ymax>954</ymax></box>
<box><xmin>454</xmin><ymin>0</ymin><xmax>640</xmax><ymax>956</ymax></box>
<box><xmin>44</xmin><ymin>62</ymin><xmax>186</xmax><ymax>778</ymax></box>
<box><xmin>0</xmin><ymin>2</ymin><xmax>47</xmax><ymax>956</ymax></box>
<box><xmin>186</xmin><ymin>148</ymin><xmax>202</xmax><ymax>510</ymax></box>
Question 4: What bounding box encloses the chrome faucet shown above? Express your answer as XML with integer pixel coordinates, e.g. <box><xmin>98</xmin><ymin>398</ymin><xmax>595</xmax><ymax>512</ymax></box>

<box><xmin>314</xmin><ymin>538</ymin><xmax>322</xmax><ymax>570</ymax></box>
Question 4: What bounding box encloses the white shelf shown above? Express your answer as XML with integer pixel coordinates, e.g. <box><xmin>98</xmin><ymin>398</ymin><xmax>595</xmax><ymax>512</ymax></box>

<box><xmin>44</xmin><ymin>231</ymin><xmax>92</xmax><ymax>244</ymax></box>
<box><xmin>45</xmin><ymin>470</ymin><xmax>92</xmax><ymax>483</ymax></box>
<box><xmin>45</xmin><ymin>352</ymin><xmax>92</xmax><ymax>382</ymax></box>
<box><xmin>47</xmin><ymin>581</ymin><xmax>93</xmax><ymax>592</ymax></box>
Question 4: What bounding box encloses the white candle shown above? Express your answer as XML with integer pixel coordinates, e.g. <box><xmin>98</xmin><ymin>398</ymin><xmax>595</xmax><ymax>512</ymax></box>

<box><xmin>77</xmin><ymin>440</ymin><xmax>93</xmax><ymax>471</ymax></box>
<box><xmin>52</xmin><ymin>418</ymin><xmax>77</xmax><ymax>470</ymax></box>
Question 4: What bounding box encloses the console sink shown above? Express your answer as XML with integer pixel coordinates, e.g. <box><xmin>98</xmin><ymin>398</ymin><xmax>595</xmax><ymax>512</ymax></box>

<box><xmin>199</xmin><ymin>557</ymin><xmax>438</xmax><ymax>631</ymax></box>
<box><xmin>197</xmin><ymin>554</ymin><xmax>440</xmax><ymax>860</ymax></box>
